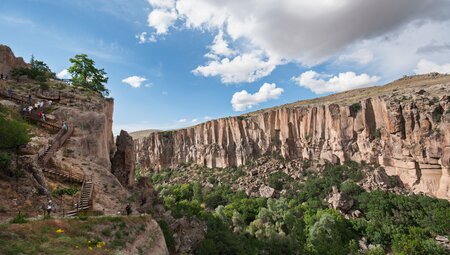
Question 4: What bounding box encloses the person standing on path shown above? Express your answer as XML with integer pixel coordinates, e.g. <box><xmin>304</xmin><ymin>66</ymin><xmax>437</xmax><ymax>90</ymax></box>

<box><xmin>46</xmin><ymin>200</ymin><xmax>53</xmax><ymax>216</ymax></box>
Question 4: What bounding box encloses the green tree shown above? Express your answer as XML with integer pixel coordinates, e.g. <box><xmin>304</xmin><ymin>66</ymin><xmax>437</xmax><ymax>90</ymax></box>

<box><xmin>0</xmin><ymin>117</ymin><xmax>30</xmax><ymax>149</ymax></box>
<box><xmin>68</xmin><ymin>54</ymin><xmax>109</xmax><ymax>96</ymax></box>
<box><xmin>30</xmin><ymin>55</ymin><xmax>54</xmax><ymax>81</ymax></box>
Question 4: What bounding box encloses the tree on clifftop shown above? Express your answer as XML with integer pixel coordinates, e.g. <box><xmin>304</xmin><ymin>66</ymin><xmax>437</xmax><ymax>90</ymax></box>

<box><xmin>68</xmin><ymin>54</ymin><xmax>109</xmax><ymax>96</ymax></box>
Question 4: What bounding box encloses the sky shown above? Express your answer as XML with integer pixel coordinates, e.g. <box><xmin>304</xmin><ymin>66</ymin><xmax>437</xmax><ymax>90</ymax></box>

<box><xmin>1</xmin><ymin>0</ymin><xmax>450</xmax><ymax>135</ymax></box>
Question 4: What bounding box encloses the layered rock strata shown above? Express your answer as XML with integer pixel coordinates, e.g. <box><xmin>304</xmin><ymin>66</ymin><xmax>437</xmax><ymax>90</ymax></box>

<box><xmin>136</xmin><ymin>75</ymin><xmax>450</xmax><ymax>200</ymax></box>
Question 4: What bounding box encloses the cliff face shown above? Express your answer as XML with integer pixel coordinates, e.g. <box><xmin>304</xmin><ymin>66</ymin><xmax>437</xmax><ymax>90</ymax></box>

<box><xmin>136</xmin><ymin>75</ymin><xmax>450</xmax><ymax>200</ymax></box>
<box><xmin>0</xmin><ymin>44</ymin><xmax>28</xmax><ymax>76</ymax></box>
<box><xmin>112</xmin><ymin>130</ymin><xmax>136</xmax><ymax>187</ymax></box>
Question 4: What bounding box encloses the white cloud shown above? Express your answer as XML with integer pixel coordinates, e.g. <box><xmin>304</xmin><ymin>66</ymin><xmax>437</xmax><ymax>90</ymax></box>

<box><xmin>136</xmin><ymin>32</ymin><xmax>157</xmax><ymax>43</ymax></box>
<box><xmin>338</xmin><ymin>49</ymin><xmax>374</xmax><ymax>65</ymax></box>
<box><xmin>293</xmin><ymin>71</ymin><xmax>380</xmax><ymax>94</ymax></box>
<box><xmin>414</xmin><ymin>59</ymin><xmax>450</xmax><ymax>74</ymax></box>
<box><xmin>193</xmin><ymin>51</ymin><xmax>278</xmax><ymax>83</ymax></box>
<box><xmin>56</xmin><ymin>69</ymin><xmax>71</xmax><ymax>79</ymax></box>
<box><xmin>231</xmin><ymin>83</ymin><xmax>284</xmax><ymax>111</ymax></box>
<box><xmin>147</xmin><ymin>9</ymin><xmax>177</xmax><ymax>34</ymax></box>
<box><xmin>178</xmin><ymin>118</ymin><xmax>187</xmax><ymax>123</ymax></box>
<box><xmin>209</xmin><ymin>30</ymin><xmax>235</xmax><ymax>57</ymax></box>
<box><xmin>148</xmin><ymin>0</ymin><xmax>175</xmax><ymax>9</ymax></box>
<box><xmin>122</xmin><ymin>76</ymin><xmax>147</xmax><ymax>88</ymax></box>
<box><xmin>204</xmin><ymin>116</ymin><xmax>212</xmax><ymax>120</ymax></box>
<box><xmin>191</xmin><ymin>118</ymin><xmax>198</xmax><ymax>123</ymax></box>
<box><xmin>145</xmin><ymin>0</ymin><xmax>450</xmax><ymax>84</ymax></box>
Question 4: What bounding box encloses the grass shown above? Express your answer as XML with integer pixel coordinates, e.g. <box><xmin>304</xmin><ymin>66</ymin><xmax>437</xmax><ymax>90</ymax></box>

<box><xmin>0</xmin><ymin>215</ymin><xmax>153</xmax><ymax>255</ymax></box>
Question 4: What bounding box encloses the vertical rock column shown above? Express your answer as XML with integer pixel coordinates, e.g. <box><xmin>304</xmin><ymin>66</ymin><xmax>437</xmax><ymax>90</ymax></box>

<box><xmin>111</xmin><ymin>130</ymin><xmax>136</xmax><ymax>187</ymax></box>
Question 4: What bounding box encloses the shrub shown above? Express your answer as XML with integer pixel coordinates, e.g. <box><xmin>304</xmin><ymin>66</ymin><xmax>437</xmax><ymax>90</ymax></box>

<box><xmin>52</xmin><ymin>187</ymin><xmax>79</xmax><ymax>197</ymax></box>
<box><xmin>158</xmin><ymin>220</ymin><xmax>176</xmax><ymax>252</ymax></box>
<box><xmin>374</xmin><ymin>128</ymin><xmax>381</xmax><ymax>139</ymax></box>
<box><xmin>0</xmin><ymin>117</ymin><xmax>30</xmax><ymax>149</ymax></box>
<box><xmin>349</xmin><ymin>102</ymin><xmax>362</xmax><ymax>117</ymax></box>
<box><xmin>0</xmin><ymin>152</ymin><xmax>11</xmax><ymax>169</ymax></box>
<box><xmin>268</xmin><ymin>171</ymin><xmax>291</xmax><ymax>191</ymax></box>
<box><xmin>10</xmin><ymin>212</ymin><xmax>28</xmax><ymax>224</ymax></box>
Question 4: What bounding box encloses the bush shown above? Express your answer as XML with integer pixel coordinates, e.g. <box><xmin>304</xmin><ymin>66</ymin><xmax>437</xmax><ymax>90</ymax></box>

<box><xmin>0</xmin><ymin>152</ymin><xmax>11</xmax><ymax>169</ymax></box>
<box><xmin>10</xmin><ymin>213</ymin><xmax>28</xmax><ymax>224</ymax></box>
<box><xmin>0</xmin><ymin>117</ymin><xmax>30</xmax><ymax>149</ymax></box>
<box><xmin>349</xmin><ymin>102</ymin><xmax>362</xmax><ymax>117</ymax></box>
<box><xmin>268</xmin><ymin>171</ymin><xmax>292</xmax><ymax>191</ymax></box>
<box><xmin>158</xmin><ymin>220</ymin><xmax>176</xmax><ymax>253</ymax></box>
<box><xmin>52</xmin><ymin>187</ymin><xmax>79</xmax><ymax>197</ymax></box>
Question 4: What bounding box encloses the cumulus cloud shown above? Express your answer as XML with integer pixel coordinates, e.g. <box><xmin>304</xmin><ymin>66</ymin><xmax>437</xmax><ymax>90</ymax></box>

<box><xmin>193</xmin><ymin>51</ymin><xmax>278</xmax><ymax>83</ymax></box>
<box><xmin>293</xmin><ymin>71</ymin><xmax>380</xmax><ymax>94</ymax></box>
<box><xmin>56</xmin><ymin>69</ymin><xmax>71</xmax><ymax>79</ymax></box>
<box><xmin>136</xmin><ymin>32</ymin><xmax>156</xmax><ymax>43</ymax></box>
<box><xmin>122</xmin><ymin>76</ymin><xmax>147</xmax><ymax>88</ymax></box>
<box><xmin>146</xmin><ymin>0</ymin><xmax>450</xmax><ymax>83</ymax></box>
<box><xmin>231</xmin><ymin>83</ymin><xmax>284</xmax><ymax>111</ymax></box>
<box><xmin>147</xmin><ymin>8</ymin><xmax>177</xmax><ymax>34</ymax></box>
<box><xmin>414</xmin><ymin>59</ymin><xmax>450</xmax><ymax>74</ymax></box>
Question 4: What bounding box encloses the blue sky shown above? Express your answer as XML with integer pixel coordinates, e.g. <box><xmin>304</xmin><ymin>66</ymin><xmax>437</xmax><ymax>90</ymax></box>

<box><xmin>1</xmin><ymin>0</ymin><xmax>450</xmax><ymax>134</ymax></box>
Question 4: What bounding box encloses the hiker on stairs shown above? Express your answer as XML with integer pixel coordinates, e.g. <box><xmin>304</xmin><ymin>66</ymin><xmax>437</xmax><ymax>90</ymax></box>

<box><xmin>62</xmin><ymin>121</ymin><xmax>68</xmax><ymax>132</ymax></box>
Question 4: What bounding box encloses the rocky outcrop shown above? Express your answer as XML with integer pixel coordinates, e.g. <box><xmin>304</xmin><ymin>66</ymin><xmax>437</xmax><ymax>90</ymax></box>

<box><xmin>0</xmin><ymin>45</ymin><xmax>28</xmax><ymax>77</ymax></box>
<box><xmin>112</xmin><ymin>130</ymin><xmax>136</xmax><ymax>187</ymax></box>
<box><xmin>327</xmin><ymin>186</ymin><xmax>353</xmax><ymax>212</ymax></box>
<box><xmin>136</xmin><ymin>75</ymin><xmax>450</xmax><ymax>200</ymax></box>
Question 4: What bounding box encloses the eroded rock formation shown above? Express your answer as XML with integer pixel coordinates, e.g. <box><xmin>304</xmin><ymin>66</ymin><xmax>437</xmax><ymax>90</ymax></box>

<box><xmin>0</xmin><ymin>44</ymin><xmax>28</xmax><ymax>77</ymax></box>
<box><xmin>112</xmin><ymin>130</ymin><xmax>136</xmax><ymax>187</ymax></box>
<box><xmin>136</xmin><ymin>75</ymin><xmax>450</xmax><ymax>200</ymax></box>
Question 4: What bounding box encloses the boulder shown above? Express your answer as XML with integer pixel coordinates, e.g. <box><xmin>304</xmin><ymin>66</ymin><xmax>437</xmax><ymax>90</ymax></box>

<box><xmin>259</xmin><ymin>185</ymin><xmax>275</xmax><ymax>198</ymax></box>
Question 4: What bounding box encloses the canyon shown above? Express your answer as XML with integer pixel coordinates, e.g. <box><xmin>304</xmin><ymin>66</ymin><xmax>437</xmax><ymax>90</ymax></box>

<box><xmin>135</xmin><ymin>74</ymin><xmax>450</xmax><ymax>200</ymax></box>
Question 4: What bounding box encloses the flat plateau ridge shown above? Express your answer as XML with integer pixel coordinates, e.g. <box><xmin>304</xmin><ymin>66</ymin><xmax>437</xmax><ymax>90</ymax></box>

<box><xmin>135</xmin><ymin>74</ymin><xmax>450</xmax><ymax>200</ymax></box>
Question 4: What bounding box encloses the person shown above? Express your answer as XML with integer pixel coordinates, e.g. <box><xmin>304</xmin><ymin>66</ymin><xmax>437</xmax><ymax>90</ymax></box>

<box><xmin>42</xmin><ymin>112</ymin><xmax>46</xmax><ymax>122</ymax></box>
<box><xmin>28</xmin><ymin>94</ymin><xmax>32</xmax><ymax>105</ymax></box>
<box><xmin>38</xmin><ymin>111</ymin><xmax>43</xmax><ymax>120</ymax></box>
<box><xmin>62</xmin><ymin>121</ymin><xmax>68</xmax><ymax>132</ymax></box>
<box><xmin>46</xmin><ymin>199</ymin><xmax>53</xmax><ymax>216</ymax></box>
<box><xmin>0</xmin><ymin>73</ymin><xmax>3</xmax><ymax>80</ymax></box>
<box><xmin>22</xmin><ymin>107</ymin><xmax>27</xmax><ymax>114</ymax></box>
<box><xmin>48</xmin><ymin>100</ymin><xmax>53</xmax><ymax>107</ymax></box>
<box><xmin>125</xmin><ymin>204</ymin><xmax>132</xmax><ymax>216</ymax></box>
<box><xmin>7</xmin><ymin>87</ymin><xmax>12</xmax><ymax>97</ymax></box>
<box><xmin>28</xmin><ymin>105</ymin><xmax>33</xmax><ymax>113</ymax></box>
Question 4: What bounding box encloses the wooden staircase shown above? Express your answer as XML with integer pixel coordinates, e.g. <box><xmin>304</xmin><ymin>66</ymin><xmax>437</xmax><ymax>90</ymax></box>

<box><xmin>38</xmin><ymin>125</ymin><xmax>74</xmax><ymax>165</ymax></box>
<box><xmin>66</xmin><ymin>177</ymin><xmax>94</xmax><ymax>217</ymax></box>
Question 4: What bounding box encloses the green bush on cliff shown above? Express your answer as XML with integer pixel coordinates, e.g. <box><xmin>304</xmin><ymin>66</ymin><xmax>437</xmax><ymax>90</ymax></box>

<box><xmin>0</xmin><ymin>116</ymin><xmax>30</xmax><ymax>149</ymax></box>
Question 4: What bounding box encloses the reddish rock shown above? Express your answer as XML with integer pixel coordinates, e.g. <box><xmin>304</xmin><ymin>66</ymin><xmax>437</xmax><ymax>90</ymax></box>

<box><xmin>0</xmin><ymin>44</ymin><xmax>29</xmax><ymax>77</ymax></box>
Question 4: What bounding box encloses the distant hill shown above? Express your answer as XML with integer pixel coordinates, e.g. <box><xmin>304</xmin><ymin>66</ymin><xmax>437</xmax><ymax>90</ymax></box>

<box><xmin>129</xmin><ymin>129</ymin><xmax>161</xmax><ymax>140</ymax></box>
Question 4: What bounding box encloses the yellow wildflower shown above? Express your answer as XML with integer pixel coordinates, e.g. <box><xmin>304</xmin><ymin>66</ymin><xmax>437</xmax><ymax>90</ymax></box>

<box><xmin>55</xmin><ymin>229</ymin><xmax>64</xmax><ymax>233</ymax></box>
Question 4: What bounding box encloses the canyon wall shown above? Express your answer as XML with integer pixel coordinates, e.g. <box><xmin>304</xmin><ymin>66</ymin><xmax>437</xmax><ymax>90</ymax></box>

<box><xmin>136</xmin><ymin>77</ymin><xmax>450</xmax><ymax>200</ymax></box>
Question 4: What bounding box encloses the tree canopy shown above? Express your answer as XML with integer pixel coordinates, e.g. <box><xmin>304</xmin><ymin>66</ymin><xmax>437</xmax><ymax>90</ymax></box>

<box><xmin>68</xmin><ymin>54</ymin><xmax>109</xmax><ymax>96</ymax></box>
<box><xmin>11</xmin><ymin>55</ymin><xmax>54</xmax><ymax>82</ymax></box>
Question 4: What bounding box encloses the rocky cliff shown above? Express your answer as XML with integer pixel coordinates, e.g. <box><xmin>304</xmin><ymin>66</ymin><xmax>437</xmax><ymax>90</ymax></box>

<box><xmin>136</xmin><ymin>74</ymin><xmax>450</xmax><ymax>200</ymax></box>
<box><xmin>0</xmin><ymin>44</ymin><xmax>28</xmax><ymax>77</ymax></box>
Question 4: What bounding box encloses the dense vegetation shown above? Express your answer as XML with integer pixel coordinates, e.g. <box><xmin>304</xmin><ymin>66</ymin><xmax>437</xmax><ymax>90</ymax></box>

<box><xmin>152</xmin><ymin>162</ymin><xmax>450</xmax><ymax>255</ymax></box>
<box><xmin>0</xmin><ymin>105</ymin><xmax>30</xmax><ymax>149</ymax></box>
<box><xmin>11</xmin><ymin>55</ymin><xmax>55</xmax><ymax>82</ymax></box>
